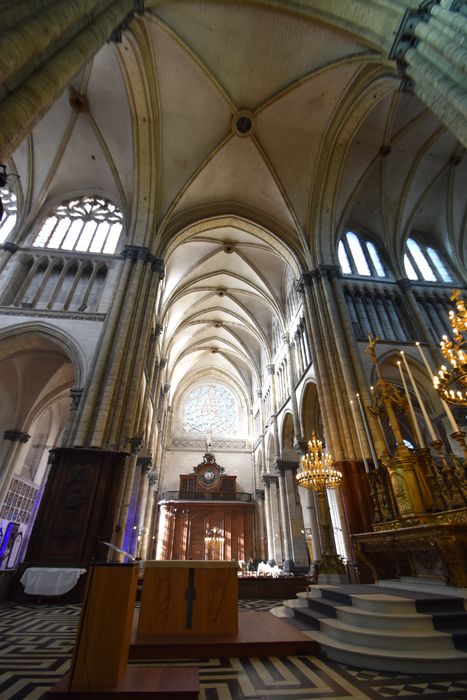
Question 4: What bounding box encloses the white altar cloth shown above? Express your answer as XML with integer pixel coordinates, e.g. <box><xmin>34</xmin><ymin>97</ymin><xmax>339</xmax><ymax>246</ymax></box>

<box><xmin>20</xmin><ymin>567</ymin><xmax>86</xmax><ymax>595</ymax></box>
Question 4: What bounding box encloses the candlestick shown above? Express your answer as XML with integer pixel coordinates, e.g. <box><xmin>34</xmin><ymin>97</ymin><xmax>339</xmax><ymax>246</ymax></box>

<box><xmin>370</xmin><ymin>385</ymin><xmax>390</xmax><ymax>452</ymax></box>
<box><xmin>350</xmin><ymin>400</ymin><xmax>370</xmax><ymax>473</ymax></box>
<box><xmin>356</xmin><ymin>393</ymin><xmax>379</xmax><ymax>467</ymax></box>
<box><xmin>400</xmin><ymin>351</ymin><xmax>438</xmax><ymax>442</ymax></box>
<box><xmin>397</xmin><ymin>361</ymin><xmax>424</xmax><ymax>448</ymax></box>
<box><xmin>415</xmin><ymin>342</ymin><xmax>460</xmax><ymax>433</ymax></box>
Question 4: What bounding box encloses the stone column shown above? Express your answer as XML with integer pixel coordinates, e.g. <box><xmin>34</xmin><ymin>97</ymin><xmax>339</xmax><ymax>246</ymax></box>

<box><xmin>129</xmin><ymin>457</ymin><xmax>151</xmax><ymax>557</ymax></box>
<box><xmin>406</xmin><ymin>4</ymin><xmax>467</xmax><ymax>149</ymax></box>
<box><xmin>261</xmin><ymin>474</ymin><xmax>274</xmax><ymax>559</ymax></box>
<box><xmin>281</xmin><ymin>333</ymin><xmax>303</xmax><ymax>442</ymax></box>
<box><xmin>298</xmin><ymin>273</ymin><xmax>341</xmax><ymax>458</ymax></box>
<box><xmin>275</xmin><ymin>459</ymin><xmax>308</xmax><ymax>570</ymax></box>
<box><xmin>266</xmin><ymin>364</ymin><xmax>280</xmax><ymax>459</ymax></box>
<box><xmin>111</xmin><ymin>437</ymin><xmax>141</xmax><ymax>557</ymax></box>
<box><xmin>304</xmin><ymin>489</ymin><xmax>322</xmax><ymax>560</ymax></box>
<box><xmin>255</xmin><ymin>488</ymin><xmax>266</xmax><ymax>561</ymax></box>
<box><xmin>139</xmin><ymin>473</ymin><xmax>157</xmax><ymax>559</ymax></box>
<box><xmin>0</xmin><ymin>0</ymin><xmax>137</xmax><ymax>160</ymax></box>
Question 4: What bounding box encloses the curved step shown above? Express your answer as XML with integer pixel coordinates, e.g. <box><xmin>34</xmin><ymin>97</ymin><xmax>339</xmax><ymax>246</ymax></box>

<box><xmin>350</xmin><ymin>593</ymin><xmax>417</xmax><ymax>614</ymax></box>
<box><xmin>320</xmin><ymin>617</ymin><xmax>454</xmax><ymax>651</ymax></box>
<box><xmin>305</xmin><ymin>629</ymin><xmax>467</xmax><ymax>675</ymax></box>
<box><xmin>336</xmin><ymin>604</ymin><xmax>434</xmax><ymax>631</ymax></box>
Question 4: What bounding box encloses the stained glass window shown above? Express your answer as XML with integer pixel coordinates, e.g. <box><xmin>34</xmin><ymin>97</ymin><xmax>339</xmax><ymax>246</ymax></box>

<box><xmin>404</xmin><ymin>237</ymin><xmax>452</xmax><ymax>283</ymax></box>
<box><xmin>32</xmin><ymin>196</ymin><xmax>123</xmax><ymax>254</ymax></box>
<box><xmin>183</xmin><ymin>384</ymin><xmax>237</xmax><ymax>434</ymax></box>
<box><xmin>338</xmin><ymin>230</ymin><xmax>387</xmax><ymax>278</ymax></box>
<box><xmin>0</xmin><ymin>186</ymin><xmax>18</xmax><ymax>244</ymax></box>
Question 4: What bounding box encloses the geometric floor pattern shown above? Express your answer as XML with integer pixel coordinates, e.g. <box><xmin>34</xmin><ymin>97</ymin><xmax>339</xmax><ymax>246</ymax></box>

<box><xmin>1</xmin><ymin>601</ymin><xmax>467</xmax><ymax>700</ymax></box>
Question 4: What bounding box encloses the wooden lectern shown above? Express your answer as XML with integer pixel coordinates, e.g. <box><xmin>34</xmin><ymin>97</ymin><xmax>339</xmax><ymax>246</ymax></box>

<box><xmin>44</xmin><ymin>563</ymin><xmax>199</xmax><ymax>698</ymax></box>
<box><xmin>138</xmin><ymin>561</ymin><xmax>239</xmax><ymax>636</ymax></box>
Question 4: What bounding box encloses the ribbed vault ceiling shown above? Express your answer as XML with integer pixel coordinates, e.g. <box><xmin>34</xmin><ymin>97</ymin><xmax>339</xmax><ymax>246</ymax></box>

<box><xmin>8</xmin><ymin>1</ymin><xmax>466</xmax><ymax>407</ymax></box>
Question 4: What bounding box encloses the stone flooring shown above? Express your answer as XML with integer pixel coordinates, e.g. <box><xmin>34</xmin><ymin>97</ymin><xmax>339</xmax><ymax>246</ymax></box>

<box><xmin>1</xmin><ymin>599</ymin><xmax>467</xmax><ymax>699</ymax></box>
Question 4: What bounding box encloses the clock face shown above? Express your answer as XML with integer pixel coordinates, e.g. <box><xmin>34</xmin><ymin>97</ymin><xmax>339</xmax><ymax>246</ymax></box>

<box><xmin>198</xmin><ymin>467</ymin><xmax>218</xmax><ymax>488</ymax></box>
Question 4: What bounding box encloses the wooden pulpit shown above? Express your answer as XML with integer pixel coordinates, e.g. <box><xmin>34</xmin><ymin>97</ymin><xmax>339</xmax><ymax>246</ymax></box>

<box><xmin>138</xmin><ymin>560</ymin><xmax>239</xmax><ymax>636</ymax></box>
<box><xmin>70</xmin><ymin>563</ymin><xmax>139</xmax><ymax>689</ymax></box>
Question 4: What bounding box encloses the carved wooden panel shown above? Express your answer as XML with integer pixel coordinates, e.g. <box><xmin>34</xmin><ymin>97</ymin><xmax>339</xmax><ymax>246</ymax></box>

<box><xmin>25</xmin><ymin>447</ymin><xmax>127</xmax><ymax>566</ymax></box>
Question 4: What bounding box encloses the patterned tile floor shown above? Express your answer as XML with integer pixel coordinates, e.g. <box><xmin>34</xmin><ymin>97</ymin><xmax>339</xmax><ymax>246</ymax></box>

<box><xmin>1</xmin><ymin>600</ymin><xmax>467</xmax><ymax>699</ymax></box>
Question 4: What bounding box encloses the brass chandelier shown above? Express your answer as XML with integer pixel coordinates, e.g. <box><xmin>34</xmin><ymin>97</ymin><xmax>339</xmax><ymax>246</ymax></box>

<box><xmin>297</xmin><ymin>433</ymin><xmax>342</xmax><ymax>492</ymax></box>
<box><xmin>433</xmin><ymin>290</ymin><xmax>467</xmax><ymax>407</ymax></box>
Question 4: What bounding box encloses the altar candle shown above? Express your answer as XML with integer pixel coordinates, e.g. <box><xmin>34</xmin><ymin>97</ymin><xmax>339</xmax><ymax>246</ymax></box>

<box><xmin>397</xmin><ymin>360</ymin><xmax>424</xmax><ymax>448</ymax></box>
<box><xmin>400</xmin><ymin>351</ymin><xmax>438</xmax><ymax>442</ymax></box>
<box><xmin>350</xmin><ymin>399</ymin><xmax>370</xmax><ymax>473</ymax></box>
<box><xmin>356</xmin><ymin>393</ymin><xmax>379</xmax><ymax>467</ymax></box>
<box><xmin>415</xmin><ymin>342</ymin><xmax>460</xmax><ymax>433</ymax></box>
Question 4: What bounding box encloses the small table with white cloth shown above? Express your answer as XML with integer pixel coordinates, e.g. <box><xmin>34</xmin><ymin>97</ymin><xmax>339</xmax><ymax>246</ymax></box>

<box><xmin>20</xmin><ymin>567</ymin><xmax>86</xmax><ymax>596</ymax></box>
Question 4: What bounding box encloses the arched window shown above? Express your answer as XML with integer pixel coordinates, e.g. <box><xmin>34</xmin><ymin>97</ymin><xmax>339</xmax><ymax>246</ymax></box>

<box><xmin>0</xmin><ymin>186</ymin><xmax>18</xmax><ymax>244</ymax></box>
<box><xmin>32</xmin><ymin>196</ymin><xmax>123</xmax><ymax>254</ymax></box>
<box><xmin>183</xmin><ymin>384</ymin><xmax>237</xmax><ymax>434</ymax></box>
<box><xmin>404</xmin><ymin>237</ymin><xmax>453</xmax><ymax>283</ymax></box>
<box><xmin>338</xmin><ymin>231</ymin><xmax>387</xmax><ymax>278</ymax></box>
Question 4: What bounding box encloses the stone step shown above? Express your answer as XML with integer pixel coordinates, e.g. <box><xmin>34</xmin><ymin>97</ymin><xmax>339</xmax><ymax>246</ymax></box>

<box><xmin>319</xmin><ymin>616</ymin><xmax>454</xmax><ymax>651</ymax></box>
<box><xmin>350</xmin><ymin>593</ymin><xmax>417</xmax><ymax>614</ymax></box>
<box><xmin>305</xmin><ymin>629</ymin><xmax>467</xmax><ymax>675</ymax></box>
<box><xmin>335</xmin><ymin>604</ymin><xmax>434</xmax><ymax>631</ymax></box>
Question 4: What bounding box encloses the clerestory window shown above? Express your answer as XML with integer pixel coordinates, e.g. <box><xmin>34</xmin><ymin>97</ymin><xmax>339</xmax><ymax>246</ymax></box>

<box><xmin>403</xmin><ymin>237</ymin><xmax>453</xmax><ymax>284</ymax></box>
<box><xmin>338</xmin><ymin>231</ymin><xmax>387</xmax><ymax>278</ymax></box>
<box><xmin>0</xmin><ymin>186</ymin><xmax>18</xmax><ymax>244</ymax></box>
<box><xmin>32</xmin><ymin>196</ymin><xmax>123</xmax><ymax>254</ymax></box>
<box><xmin>183</xmin><ymin>384</ymin><xmax>237</xmax><ymax>434</ymax></box>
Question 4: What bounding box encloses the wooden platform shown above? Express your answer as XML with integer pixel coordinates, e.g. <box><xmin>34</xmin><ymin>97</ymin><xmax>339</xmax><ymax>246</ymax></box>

<box><xmin>129</xmin><ymin>610</ymin><xmax>317</xmax><ymax>659</ymax></box>
<box><xmin>238</xmin><ymin>575</ymin><xmax>309</xmax><ymax>599</ymax></box>
<box><xmin>43</xmin><ymin>667</ymin><xmax>199</xmax><ymax>699</ymax></box>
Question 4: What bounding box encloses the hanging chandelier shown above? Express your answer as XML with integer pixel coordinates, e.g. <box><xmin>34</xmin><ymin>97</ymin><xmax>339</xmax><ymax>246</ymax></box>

<box><xmin>433</xmin><ymin>290</ymin><xmax>467</xmax><ymax>407</ymax></box>
<box><xmin>296</xmin><ymin>433</ymin><xmax>342</xmax><ymax>492</ymax></box>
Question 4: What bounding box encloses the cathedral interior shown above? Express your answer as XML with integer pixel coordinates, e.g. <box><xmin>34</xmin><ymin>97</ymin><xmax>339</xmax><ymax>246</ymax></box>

<box><xmin>0</xmin><ymin>0</ymin><xmax>466</xmax><ymax>598</ymax></box>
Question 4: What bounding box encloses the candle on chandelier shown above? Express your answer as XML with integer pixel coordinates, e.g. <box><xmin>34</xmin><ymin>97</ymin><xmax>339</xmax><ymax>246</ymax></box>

<box><xmin>400</xmin><ymin>351</ymin><xmax>438</xmax><ymax>442</ymax></box>
<box><xmin>397</xmin><ymin>360</ymin><xmax>425</xmax><ymax>448</ymax></box>
<box><xmin>415</xmin><ymin>342</ymin><xmax>460</xmax><ymax>434</ymax></box>
<box><xmin>350</xmin><ymin>399</ymin><xmax>370</xmax><ymax>473</ymax></box>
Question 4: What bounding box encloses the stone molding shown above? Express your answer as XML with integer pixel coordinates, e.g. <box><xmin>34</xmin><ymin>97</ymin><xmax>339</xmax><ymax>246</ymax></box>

<box><xmin>4</xmin><ymin>430</ymin><xmax>30</xmax><ymax>443</ymax></box>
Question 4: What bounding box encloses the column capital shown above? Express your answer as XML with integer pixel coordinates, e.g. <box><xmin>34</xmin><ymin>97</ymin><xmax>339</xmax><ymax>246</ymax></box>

<box><xmin>122</xmin><ymin>245</ymin><xmax>153</xmax><ymax>262</ymax></box>
<box><xmin>310</xmin><ymin>265</ymin><xmax>341</xmax><ymax>281</ymax></box>
<box><xmin>129</xmin><ymin>435</ymin><xmax>144</xmax><ymax>454</ymax></box>
<box><xmin>69</xmin><ymin>387</ymin><xmax>83</xmax><ymax>410</ymax></box>
<box><xmin>155</xmin><ymin>323</ymin><xmax>164</xmax><ymax>336</ymax></box>
<box><xmin>281</xmin><ymin>332</ymin><xmax>290</xmax><ymax>345</ymax></box>
<box><xmin>274</xmin><ymin>458</ymin><xmax>299</xmax><ymax>474</ymax></box>
<box><xmin>3</xmin><ymin>429</ymin><xmax>30</xmax><ymax>443</ymax></box>
<box><xmin>152</xmin><ymin>257</ymin><xmax>165</xmax><ymax>279</ymax></box>
<box><xmin>266</xmin><ymin>363</ymin><xmax>275</xmax><ymax>375</ymax></box>
<box><xmin>296</xmin><ymin>271</ymin><xmax>313</xmax><ymax>293</ymax></box>
<box><xmin>261</xmin><ymin>472</ymin><xmax>278</xmax><ymax>487</ymax></box>
<box><xmin>396</xmin><ymin>278</ymin><xmax>412</xmax><ymax>292</ymax></box>
<box><xmin>137</xmin><ymin>456</ymin><xmax>152</xmax><ymax>472</ymax></box>
<box><xmin>256</xmin><ymin>388</ymin><xmax>262</xmax><ymax>398</ymax></box>
<box><xmin>160</xmin><ymin>357</ymin><xmax>168</xmax><ymax>368</ymax></box>
<box><xmin>2</xmin><ymin>241</ymin><xmax>19</xmax><ymax>254</ymax></box>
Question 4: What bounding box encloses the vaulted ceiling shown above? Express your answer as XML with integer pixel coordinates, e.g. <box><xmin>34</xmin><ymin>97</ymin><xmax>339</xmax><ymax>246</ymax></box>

<box><xmin>8</xmin><ymin>1</ymin><xmax>466</xmax><ymax>405</ymax></box>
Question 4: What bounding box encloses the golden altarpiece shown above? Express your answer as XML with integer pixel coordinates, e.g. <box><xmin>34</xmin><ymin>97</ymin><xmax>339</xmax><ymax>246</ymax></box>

<box><xmin>352</xmin><ymin>297</ymin><xmax>467</xmax><ymax>587</ymax></box>
<box><xmin>156</xmin><ymin>450</ymin><xmax>255</xmax><ymax>563</ymax></box>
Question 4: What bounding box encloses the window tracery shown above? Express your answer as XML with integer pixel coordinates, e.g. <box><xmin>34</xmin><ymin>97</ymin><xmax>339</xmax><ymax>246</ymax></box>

<box><xmin>183</xmin><ymin>384</ymin><xmax>237</xmax><ymax>434</ymax></box>
<box><xmin>0</xmin><ymin>186</ymin><xmax>18</xmax><ymax>244</ymax></box>
<box><xmin>338</xmin><ymin>231</ymin><xmax>387</xmax><ymax>278</ymax></box>
<box><xmin>32</xmin><ymin>196</ymin><xmax>123</xmax><ymax>254</ymax></box>
<box><xmin>404</xmin><ymin>237</ymin><xmax>453</xmax><ymax>283</ymax></box>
